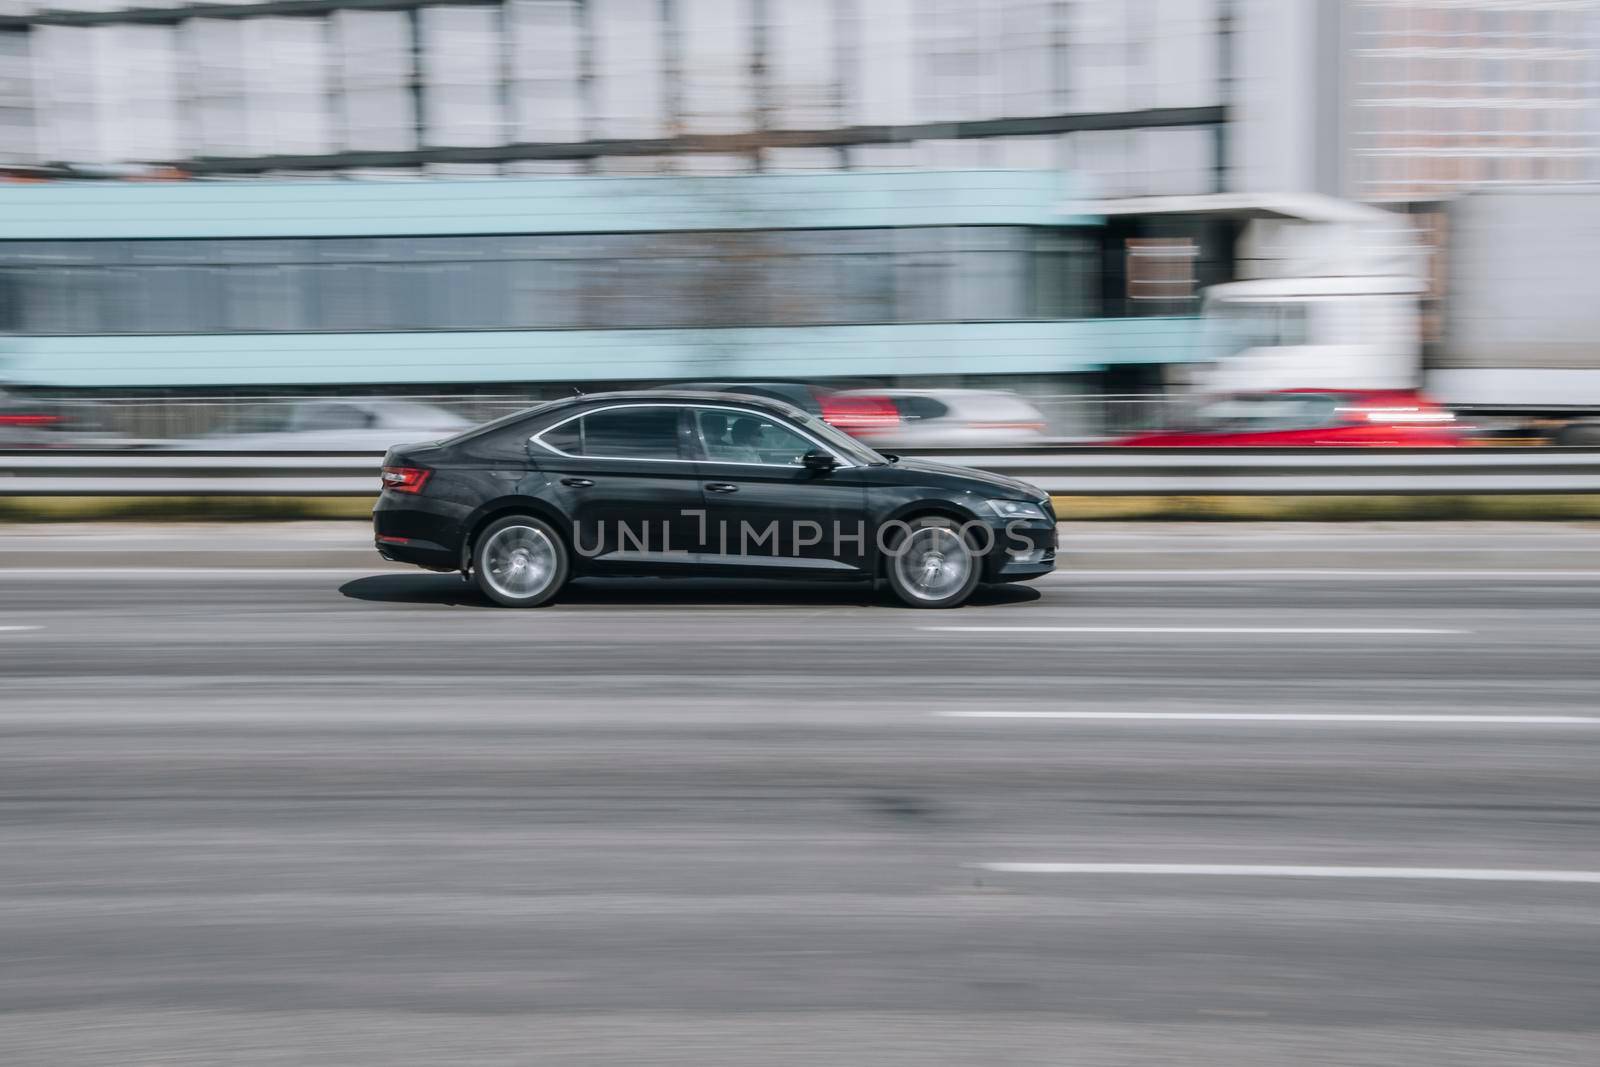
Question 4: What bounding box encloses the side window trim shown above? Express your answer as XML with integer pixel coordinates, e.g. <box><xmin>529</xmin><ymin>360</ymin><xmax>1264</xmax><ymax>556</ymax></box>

<box><xmin>531</xmin><ymin>402</ymin><xmax>855</xmax><ymax>468</ymax></box>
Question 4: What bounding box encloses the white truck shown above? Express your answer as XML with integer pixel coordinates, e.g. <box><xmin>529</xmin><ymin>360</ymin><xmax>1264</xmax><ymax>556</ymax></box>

<box><xmin>1189</xmin><ymin>195</ymin><xmax>1428</xmax><ymax>396</ymax></box>
<box><xmin>1094</xmin><ymin>193</ymin><xmax>1429</xmax><ymax>398</ymax></box>
<box><xmin>1159</xmin><ymin>189</ymin><xmax>1600</xmax><ymax>443</ymax></box>
<box><xmin>1425</xmin><ymin>187</ymin><xmax>1600</xmax><ymax>443</ymax></box>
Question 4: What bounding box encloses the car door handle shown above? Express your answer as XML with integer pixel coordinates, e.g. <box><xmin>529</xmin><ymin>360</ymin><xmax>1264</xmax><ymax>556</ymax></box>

<box><xmin>705</xmin><ymin>483</ymin><xmax>739</xmax><ymax>494</ymax></box>
<box><xmin>561</xmin><ymin>477</ymin><xmax>595</xmax><ymax>488</ymax></box>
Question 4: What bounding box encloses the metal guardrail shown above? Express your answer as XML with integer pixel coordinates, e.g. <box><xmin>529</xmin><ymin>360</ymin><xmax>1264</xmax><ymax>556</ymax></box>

<box><xmin>5</xmin><ymin>448</ymin><xmax>1600</xmax><ymax>496</ymax></box>
<box><xmin>921</xmin><ymin>448</ymin><xmax>1600</xmax><ymax>495</ymax></box>
<box><xmin>20</xmin><ymin>392</ymin><xmax>1178</xmax><ymax>440</ymax></box>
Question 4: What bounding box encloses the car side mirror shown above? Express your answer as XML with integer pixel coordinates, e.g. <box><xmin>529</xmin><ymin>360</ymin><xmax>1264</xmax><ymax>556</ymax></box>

<box><xmin>801</xmin><ymin>449</ymin><xmax>837</xmax><ymax>472</ymax></box>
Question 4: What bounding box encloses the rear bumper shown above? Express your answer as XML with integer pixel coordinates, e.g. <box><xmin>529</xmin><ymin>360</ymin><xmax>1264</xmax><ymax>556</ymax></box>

<box><xmin>376</xmin><ymin>534</ymin><xmax>457</xmax><ymax>571</ymax></box>
<box><xmin>373</xmin><ymin>491</ymin><xmax>468</xmax><ymax>571</ymax></box>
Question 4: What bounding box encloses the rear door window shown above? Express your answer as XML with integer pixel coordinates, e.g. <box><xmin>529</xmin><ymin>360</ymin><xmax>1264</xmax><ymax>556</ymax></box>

<box><xmin>295</xmin><ymin>403</ymin><xmax>375</xmax><ymax>431</ymax></box>
<box><xmin>541</xmin><ymin>406</ymin><xmax>686</xmax><ymax>460</ymax></box>
<box><xmin>895</xmin><ymin>396</ymin><xmax>951</xmax><ymax>422</ymax></box>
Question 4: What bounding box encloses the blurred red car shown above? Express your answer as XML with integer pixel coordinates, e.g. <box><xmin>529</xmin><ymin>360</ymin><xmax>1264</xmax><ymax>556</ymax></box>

<box><xmin>1116</xmin><ymin>390</ymin><xmax>1465</xmax><ymax>447</ymax></box>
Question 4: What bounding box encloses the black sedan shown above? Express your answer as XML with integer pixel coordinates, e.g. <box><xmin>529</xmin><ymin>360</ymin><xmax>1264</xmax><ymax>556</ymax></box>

<box><xmin>374</xmin><ymin>391</ymin><xmax>1056</xmax><ymax>608</ymax></box>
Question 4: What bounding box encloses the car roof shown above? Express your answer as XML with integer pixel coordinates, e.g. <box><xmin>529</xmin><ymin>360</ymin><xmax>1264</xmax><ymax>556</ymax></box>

<box><xmin>838</xmin><ymin>387</ymin><xmax>1023</xmax><ymax>401</ymax></box>
<box><xmin>1255</xmin><ymin>388</ymin><xmax>1426</xmax><ymax>399</ymax></box>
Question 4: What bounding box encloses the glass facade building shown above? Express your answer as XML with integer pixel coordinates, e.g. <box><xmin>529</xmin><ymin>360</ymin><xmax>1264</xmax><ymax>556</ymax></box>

<box><xmin>0</xmin><ymin>170</ymin><xmax>1215</xmax><ymax>389</ymax></box>
<box><xmin>0</xmin><ymin>226</ymin><xmax>1099</xmax><ymax>336</ymax></box>
<box><xmin>0</xmin><ymin>0</ymin><xmax>1229</xmax><ymax>196</ymax></box>
<box><xmin>1344</xmin><ymin>0</ymin><xmax>1600</xmax><ymax>200</ymax></box>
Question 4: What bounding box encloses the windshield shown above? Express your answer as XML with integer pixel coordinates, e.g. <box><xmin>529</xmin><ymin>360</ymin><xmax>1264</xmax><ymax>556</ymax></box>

<box><xmin>1208</xmin><ymin>299</ymin><xmax>1311</xmax><ymax>357</ymax></box>
<box><xmin>1178</xmin><ymin>393</ymin><xmax>1345</xmax><ymax>433</ymax></box>
<box><xmin>795</xmin><ymin>411</ymin><xmax>888</xmax><ymax>466</ymax></box>
<box><xmin>370</xmin><ymin>401</ymin><xmax>472</xmax><ymax>428</ymax></box>
<box><xmin>210</xmin><ymin>404</ymin><xmax>297</xmax><ymax>435</ymax></box>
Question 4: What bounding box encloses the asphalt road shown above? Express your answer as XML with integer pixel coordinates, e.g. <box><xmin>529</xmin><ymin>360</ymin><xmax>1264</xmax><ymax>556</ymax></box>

<box><xmin>2</xmin><ymin>523</ymin><xmax>1599</xmax><ymax>1065</ymax></box>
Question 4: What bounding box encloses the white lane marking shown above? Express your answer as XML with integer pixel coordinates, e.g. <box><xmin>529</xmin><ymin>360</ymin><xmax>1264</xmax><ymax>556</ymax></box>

<box><xmin>938</xmin><ymin>711</ymin><xmax>1599</xmax><ymax>724</ymax></box>
<box><xmin>0</xmin><ymin>566</ymin><xmax>1593</xmax><ymax>583</ymax></box>
<box><xmin>922</xmin><ymin>626</ymin><xmax>1468</xmax><ymax>635</ymax></box>
<box><xmin>0</xmin><ymin>625</ymin><xmax>41</xmax><ymax>633</ymax></box>
<box><xmin>1039</xmin><ymin>569</ymin><xmax>1600</xmax><ymax>581</ymax></box>
<box><xmin>976</xmin><ymin>863</ymin><xmax>1600</xmax><ymax>884</ymax></box>
<box><xmin>0</xmin><ymin>547</ymin><xmax>374</xmax><ymax>554</ymax></box>
<box><xmin>0</xmin><ymin>568</ymin><xmax>385</xmax><ymax>579</ymax></box>
<box><xmin>1065</xmin><ymin>546</ymin><xmax>1600</xmax><ymax>554</ymax></box>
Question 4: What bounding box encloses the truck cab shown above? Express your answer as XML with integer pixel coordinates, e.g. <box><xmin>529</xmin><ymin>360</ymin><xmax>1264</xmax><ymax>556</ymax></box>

<box><xmin>1200</xmin><ymin>275</ymin><xmax>1427</xmax><ymax>394</ymax></box>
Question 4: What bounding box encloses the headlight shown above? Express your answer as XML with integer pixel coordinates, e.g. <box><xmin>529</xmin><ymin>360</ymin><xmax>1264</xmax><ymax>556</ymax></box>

<box><xmin>983</xmin><ymin>499</ymin><xmax>1051</xmax><ymax>522</ymax></box>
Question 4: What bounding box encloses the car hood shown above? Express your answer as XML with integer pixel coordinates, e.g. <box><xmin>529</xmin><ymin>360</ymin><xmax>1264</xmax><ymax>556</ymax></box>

<box><xmin>888</xmin><ymin>456</ymin><xmax>1045</xmax><ymax>500</ymax></box>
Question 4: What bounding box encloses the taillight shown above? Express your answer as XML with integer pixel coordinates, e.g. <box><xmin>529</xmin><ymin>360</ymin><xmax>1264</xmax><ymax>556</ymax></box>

<box><xmin>0</xmin><ymin>413</ymin><xmax>62</xmax><ymax>427</ymax></box>
<box><xmin>1339</xmin><ymin>407</ymin><xmax>1456</xmax><ymax>425</ymax></box>
<box><xmin>381</xmin><ymin>466</ymin><xmax>431</xmax><ymax>494</ymax></box>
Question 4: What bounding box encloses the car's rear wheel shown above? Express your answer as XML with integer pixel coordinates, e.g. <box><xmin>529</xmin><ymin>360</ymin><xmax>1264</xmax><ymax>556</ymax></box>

<box><xmin>473</xmin><ymin>515</ymin><xmax>569</xmax><ymax>608</ymax></box>
<box><xmin>884</xmin><ymin>516</ymin><xmax>982</xmax><ymax>609</ymax></box>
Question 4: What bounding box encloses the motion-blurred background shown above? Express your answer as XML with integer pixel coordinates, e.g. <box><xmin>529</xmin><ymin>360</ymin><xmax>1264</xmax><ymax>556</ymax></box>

<box><xmin>8</xmin><ymin>8</ymin><xmax>1600</xmax><ymax>1066</ymax></box>
<box><xmin>3</xmin><ymin>0</ymin><xmax>1600</xmax><ymax>449</ymax></box>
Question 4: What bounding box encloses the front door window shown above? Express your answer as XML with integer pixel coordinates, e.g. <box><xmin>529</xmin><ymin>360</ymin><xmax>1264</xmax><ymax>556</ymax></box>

<box><xmin>695</xmin><ymin>409</ymin><xmax>814</xmax><ymax>466</ymax></box>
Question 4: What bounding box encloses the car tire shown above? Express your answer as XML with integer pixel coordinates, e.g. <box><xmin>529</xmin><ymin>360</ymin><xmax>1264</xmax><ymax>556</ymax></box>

<box><xmin>883</xmin><ymin>515</ymin><xmax>983</xmax><ymax>609</ymax></box>
<box><xmin>472</xmin><ymin>515</ymin><xmax>570</xmax><ymax>608</ymax></box>
<box><xmin>1553</xmin><ymin>421</ymin><xmax>1600</xmax><ymax>447</ymax></box>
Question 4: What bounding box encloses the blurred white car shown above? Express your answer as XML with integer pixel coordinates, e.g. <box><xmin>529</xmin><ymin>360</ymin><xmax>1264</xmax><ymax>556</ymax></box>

<box><xmin>833</xmin><ymin>389</ymin><xmax>1048</xmax><ymax>447</ymax></box>
<box><xmin>179</xmin><ymin>399</ymin><xmax>473</xmax><ymax>451</ymax></box>
<box><xmin>1</xmin><ymin>387</ymin><xmax>62</xmax><ymax>448</ymax></box>
<box><xmin>0</xmin><ymin>388</ymin><xmax>133</xmax><ymax>448</ymax></box>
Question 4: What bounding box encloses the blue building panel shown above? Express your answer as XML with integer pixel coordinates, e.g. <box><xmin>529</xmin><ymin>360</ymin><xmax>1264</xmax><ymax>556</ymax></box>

<box><xmin>0</xmin><ymin>169</ymin><xmax>1210</xmax><ymax>390</ymax></box>
<box><xmin>2</xmin><ymin>320</ymin><xmax>1207</xmax><ymax>389</ymax></box>
<box><xmin>0</xmin><ymin>170</ymin><xmax>1095</xmax><ymax>240</ymax></box>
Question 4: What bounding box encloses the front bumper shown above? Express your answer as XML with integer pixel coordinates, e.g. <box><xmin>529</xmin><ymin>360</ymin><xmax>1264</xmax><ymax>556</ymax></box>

<box><xmin>981</xmin><ymin>518</ymin><xmax>1058</xmax><ymax>583</ymax></box>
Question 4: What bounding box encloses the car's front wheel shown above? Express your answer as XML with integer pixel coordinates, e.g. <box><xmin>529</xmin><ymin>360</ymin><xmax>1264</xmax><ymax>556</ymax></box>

<box><xmin>473</xmin><ymin>515</ymin><xmax>570</xmax><ymax>608</ymax></box>
<box><xmin>884</xmin><ymin>516</ymin><xmax>982</xmax><ymax>609</ymax></box>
